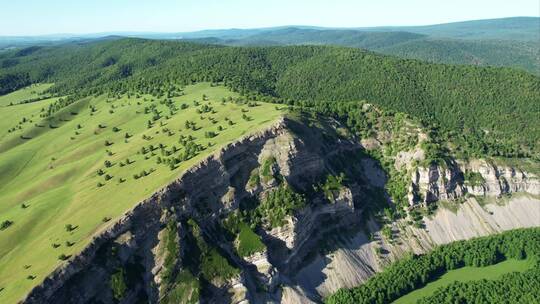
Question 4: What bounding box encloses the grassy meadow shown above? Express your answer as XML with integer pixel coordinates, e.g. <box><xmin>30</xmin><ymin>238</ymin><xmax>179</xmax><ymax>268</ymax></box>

<box><xmin>0</xmin><ymin>83</ymin><xmax>284</xmax><ymax>303</ymax></box>
<box><xmin>392</xmin><ymin>258</ymin><xmax>536</xmax><ymax>304</ymax></box>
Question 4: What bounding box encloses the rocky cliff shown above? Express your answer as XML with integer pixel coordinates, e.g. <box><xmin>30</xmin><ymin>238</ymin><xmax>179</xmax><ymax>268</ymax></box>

<box><xmin>21</xmin><ymin>116</ymin><xmax>540</xmax><ymax>304</ymax></box>
<box><xmin>409</xmin><ymin>159</ymin><xmax>540</xmax><ymax>205</ymax></box>
<box><xmin>292</xmin><ymin>195</ymin><xmax>540</xmax><ymax>302</ymax></box>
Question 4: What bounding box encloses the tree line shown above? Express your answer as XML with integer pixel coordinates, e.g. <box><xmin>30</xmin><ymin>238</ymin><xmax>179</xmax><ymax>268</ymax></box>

<box><xmin>417</xmin><ymin>266</ymin><xmax>540</xmax><ymax>304</ymax></box>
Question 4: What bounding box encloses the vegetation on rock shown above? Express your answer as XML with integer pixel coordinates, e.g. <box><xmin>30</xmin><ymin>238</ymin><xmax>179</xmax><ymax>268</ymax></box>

<box><xmin>110</xmin><ymin>268</ymin><xmax>127</xmax><ymax>300</ymax></box>
<box><xmin>223</xmin><ymin>212</ymin><xmax>265</xmax><ymax>257</ymax></box>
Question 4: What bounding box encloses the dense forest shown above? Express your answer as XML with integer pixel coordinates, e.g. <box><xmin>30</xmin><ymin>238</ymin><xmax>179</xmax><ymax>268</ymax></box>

<box><xmin>0</xmin><ymin>72</ymin><xmax>30</xmax><ymax>95</ymax></box>
<box><xmin>325</xmin><ymin>228</ymin><xmax>540</xmax><ymax>304</ymax></box>
<box><xmin>0</xmin><ymin>38</ymin><xmax>539</xmax><ymax>158</ymax></box>
<box><xmin>205</xmin><ymin>28</ymin><xmax>539</xmax><ymax>75</ymax></box>
<box><xmin>377</xmin><ymin>38</ymin><xmax>539</xmax><ymax>75</ymax></box>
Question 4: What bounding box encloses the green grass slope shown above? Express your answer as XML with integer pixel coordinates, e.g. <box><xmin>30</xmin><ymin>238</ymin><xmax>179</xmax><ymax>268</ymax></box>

<box><xmin>0</xmin><ymin>84</ymin><xmax>55</xmax><ymax>143</ymax></box>
<box><xmin>393</xmin><ymin>258</ymin><xmax>535</xmax><ymax>304</ymax></box>
<box><xmin>0</xmin><ymin>83</ymin><xmax>52</xmax><ymax>107</ymax></box>
<box><xmin>0</xmin><ymin>83</ymin><xmax>284</xmax><ymax>303</ymax></box>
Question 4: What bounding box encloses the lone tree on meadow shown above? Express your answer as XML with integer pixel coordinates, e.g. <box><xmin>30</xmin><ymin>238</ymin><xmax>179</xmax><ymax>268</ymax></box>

<box><xmin>1</xmin><ymin>220</ymin><xmax>13</xmax><ymax>231</ymax></box>
<box><xmin>65</xmin><ymin>224</ymin><xmax>77</xmax><ymax>232</ymax></box>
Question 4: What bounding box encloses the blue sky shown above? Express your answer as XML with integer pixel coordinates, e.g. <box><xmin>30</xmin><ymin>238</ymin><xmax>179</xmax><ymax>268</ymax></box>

<box><xmin>1</xmin><ymin>0</ymin><xmax>539</xmax><ymax>35</ymax></box>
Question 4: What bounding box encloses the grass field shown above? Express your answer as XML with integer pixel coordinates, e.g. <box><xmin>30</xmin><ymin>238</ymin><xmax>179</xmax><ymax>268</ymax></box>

<box><xmin>0</xmin><ymin>84</ymin><xmax>55</xmax><ymax>143</ymax></box>
<box><xmin>0</xmin><ymin>83</ymin><xmax>284</xmax><ymax>303</ymax></box>
<box><xmin>393</xmin><ymin>258</ymin><xmax>535</xmax><ymax>304</ymax></box>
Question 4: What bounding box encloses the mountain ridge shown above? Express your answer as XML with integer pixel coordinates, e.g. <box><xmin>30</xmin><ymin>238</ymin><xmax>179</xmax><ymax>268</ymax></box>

<box><xmin>2</xmin><ymin>17</ymin><xmax>538</xmax><ymax>75</ymax></box>
<box><xmin>2</xmin><ymin>17</ymin><xmax>538</xmax><ymax>41</ymax></box>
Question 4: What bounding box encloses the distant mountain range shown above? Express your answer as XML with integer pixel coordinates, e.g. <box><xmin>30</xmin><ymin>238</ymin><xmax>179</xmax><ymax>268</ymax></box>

<box><xmin>1</xmin><ymin>17</ymin><xmax>539</xmax><ymax>74</ymax></box>
<box><xmin>353</xmin><ymin>16</ymin><xmax>540</xmax><ymax>40</ymax></box>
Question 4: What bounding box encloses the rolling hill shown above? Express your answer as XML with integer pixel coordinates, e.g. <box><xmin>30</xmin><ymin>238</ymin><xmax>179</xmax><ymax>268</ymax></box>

<box><xmin>2</xmin><ymin>17</ymin><xmax>538</xmax><ymax>74</ymax></box>
<box><xmin>193</xmin><ymin>20</ymin><xmax>539</xmax><ymax>75</ymax></box>
<box><xmin>372</xmin><ymin>16</ymin><xmax>540</xmax><ymax>41</ymax></box>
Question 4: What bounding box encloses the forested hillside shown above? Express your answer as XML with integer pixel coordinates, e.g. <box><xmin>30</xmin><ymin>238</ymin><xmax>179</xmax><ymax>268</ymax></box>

<box><xmin>214</xmin><ymin>28</ymin><xmax>540</xmax><ymax>75</ymax></box>
<box><xmin>175</xmin><ymin>17</ymin><xmax>540</xmax><ymax>74</ymax></box>
<box><xmin>1</xmin><ymin>38</ymin><xmax>539</xmax><ymax>158</ymax></box>
<box><xmin>377</xmin><ymin>38</ymin><xmax>539</xmax><ymax>74</ymax></box>
<box><xmin>2</xmin><ymin>18</ymin><xmax>538</xmax><ymax>73</ymax></box>
<box><xmin>222</xmin><ymin>28</ymin><xmax>426</xmax><ymax>49</ymax></box>
<box><xmin>383</xmin><ymin>17</ymin><xmax>540</xmax><ymax>41</ymax></box>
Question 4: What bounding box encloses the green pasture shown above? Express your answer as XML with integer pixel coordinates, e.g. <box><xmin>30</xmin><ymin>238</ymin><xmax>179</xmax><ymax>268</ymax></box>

<box><xmin>393</xmin><ymin>258</ymin><xmax>535</xmax><ymax>304</ymax></box>
<box><xmin>0</xmin><ymin>83</ymin><xmax>283</xmax><ymax>303</ymax></box>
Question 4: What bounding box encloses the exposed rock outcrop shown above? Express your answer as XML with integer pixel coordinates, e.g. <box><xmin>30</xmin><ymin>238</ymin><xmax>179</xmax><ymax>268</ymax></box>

<box><xmin>410</xmin><ymin>159</ymin><xmax>540</xmax><ymax>205</ymax></box>
<box><xmin>294</xmin><ymin>195</ymin><xmax>540</xmax><ymax>299</ymax></box>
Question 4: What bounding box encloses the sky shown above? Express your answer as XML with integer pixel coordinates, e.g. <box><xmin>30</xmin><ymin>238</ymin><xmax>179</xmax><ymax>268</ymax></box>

<box><xmin>1</xmin><ymin>0</ymin><xmax>539</xmax><ymax>36</ymax></box>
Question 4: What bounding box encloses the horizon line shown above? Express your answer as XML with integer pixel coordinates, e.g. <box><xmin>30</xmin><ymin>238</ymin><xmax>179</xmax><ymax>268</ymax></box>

<box><xmin>0</xmin><ymin>15</ymin><xmax>538</xmax><ymax>38</ymax></box>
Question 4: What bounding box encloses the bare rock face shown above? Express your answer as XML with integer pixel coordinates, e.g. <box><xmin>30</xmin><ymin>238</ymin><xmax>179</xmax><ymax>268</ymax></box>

<box><xmin>410</xmin><ymin>162</ymin><xmax>465</xmax><ymax>204</ymax></box>
<box><xmin>244</xmin><ymin>251</ymin><xmax>279</xmax><ymax>292</ymax></box>
<box><xmin>228</xmin><ymin>276</ymin><xmax>250</xmax><ymax>304</ymax></box>
<box><xmin>281</xmin><ymin>286</ymin><xmax>317</xmax><ymax>304</ymax></box>
<box><xmin>463</xmin><ymin>160</ymin><xmax>540</xmax><ymax>196</ymax></box>
<box><xmin>265</xmin><ymin>186</ymin><xmax>355</xmax><ymax>257</ymax></box>
<box><xmin>293</xmin><ymin>195</ymin><xmax>540</xmax><ymax>301</ymax></box>
<box><xmin>333</xmin><ymin>187</ymin><xmax>354</xmax><ymax>207</ymax></box>
<box><xmin>268</xmin><ymin>217</ymin><xmax>298</xmax><ymax>250</ymax></box>
<box><xmin>410</xmin><ymin>159</ymin><xmax>540</xmax><ymax>205</ymax></box>
<box><xmin>421</xmin><ymin>196</ymin><xmax>540</xmax><ymax>244</ymax></box>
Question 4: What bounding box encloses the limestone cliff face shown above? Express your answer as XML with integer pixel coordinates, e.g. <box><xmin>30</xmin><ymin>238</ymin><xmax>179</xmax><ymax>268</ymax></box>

<box><xmin>21</xmin><ymin>117</ymin><xmax>367</xmax><ymax>304</ymax></box>
<box><xmin>21</xmin><ymin>117</ymin><xmax>540</xmax><ymax>304</ymax></box>
<box><xmin>410</xmin><ymin>159</ymin><xmax>540</xmax><ymax>205</ymax></box>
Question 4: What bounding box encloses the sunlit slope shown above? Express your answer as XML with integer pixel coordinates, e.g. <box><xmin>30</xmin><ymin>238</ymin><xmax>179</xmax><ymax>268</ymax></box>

<box><xmin>392</xmin><ymin>258</ymin><xmax>535</xmax><ymax>304</ymax></box>
<box><xmin>0</xmin><ymin>83</ymin><xmax>284</xmax><ymax>303</ymax></box>
<box><xmin>0</xmin><ymin>84</ymin><xmax>55</xmax><ymax>143</ymax></box>
<box><xmin>0</xmin><ymin>83</ymin><xmax>53</xmax><ymax>107</ymax></box>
